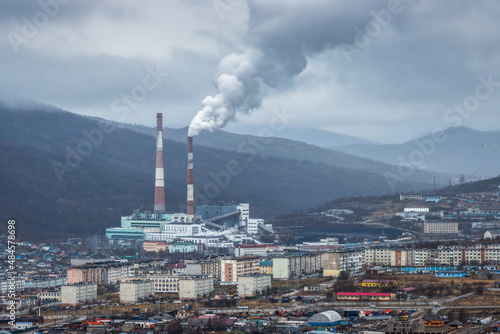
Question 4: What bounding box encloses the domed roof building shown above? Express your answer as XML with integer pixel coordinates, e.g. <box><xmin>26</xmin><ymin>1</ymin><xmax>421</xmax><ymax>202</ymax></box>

<box><xmin>307</xmin><ymin>310</ymin><xmax>342</xmax><ymax>326</ymax></box>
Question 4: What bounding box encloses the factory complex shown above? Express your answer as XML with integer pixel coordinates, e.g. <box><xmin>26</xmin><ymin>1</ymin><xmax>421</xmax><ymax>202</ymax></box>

<box><xmin>105</xmin><ymin>114</ymin><xmax>274</xmax><ymax>248</ymax></box>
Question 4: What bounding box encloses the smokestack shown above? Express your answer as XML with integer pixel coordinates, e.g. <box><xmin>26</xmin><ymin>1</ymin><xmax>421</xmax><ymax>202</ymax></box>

<box><xmin>187</xmin><ymin>136</ymin><xmax>194</xmax><ymax>220</ymax></box>
<box><xmin>154</xmin><ymin>113</ymin><xmax>166</xmax><ymax>212</ymax></box>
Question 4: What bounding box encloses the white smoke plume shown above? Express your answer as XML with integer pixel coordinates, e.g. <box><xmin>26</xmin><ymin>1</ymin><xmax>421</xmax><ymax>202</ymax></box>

<box><xmin>188</xmin><ymin>0</ymin><xmax>390</xmax><ymax>136</ymax></box>
<box><xmin>188</xmin><ymin>49</ymin><xmax>264</xmax><ymax>136</ymax></box>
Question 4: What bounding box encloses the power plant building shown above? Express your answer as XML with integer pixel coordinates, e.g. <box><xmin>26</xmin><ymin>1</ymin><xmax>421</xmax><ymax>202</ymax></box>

<box><xmin>105</xmin><ymin>113</ymin><xmax>275</xmax><ymax>245</ymax></box>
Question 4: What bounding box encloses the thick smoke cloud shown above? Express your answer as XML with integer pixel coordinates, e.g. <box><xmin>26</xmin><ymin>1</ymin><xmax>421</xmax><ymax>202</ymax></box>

<box><xmin>188</xmin><ymin>49</ymin><xmax>263</xmax><ymax>136</ymax></box>
<box><xmin>188</xmin><ymin>0</ymin><xmax>385</xmax><ymax>136</ymax></box>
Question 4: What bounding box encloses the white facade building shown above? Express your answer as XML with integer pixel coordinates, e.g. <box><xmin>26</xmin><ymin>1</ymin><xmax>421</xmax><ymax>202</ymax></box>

<box><xmin>237</xmin><ymin>274</ymin><xmax>271</xmax><ymax>296</ymax></box>
<box><xmin>178</xmin><ymin>276</ymin><xmax>214</xmax><ymax>299</ymax></box>
<box><xmin>60</xmin><ymin>283</ymin><xmax>97</xmax><ymax>305</ymax></box>
<box><xmin>234</xmin><ymin>244</ymin><xmax>268</xmax><ymax>257</ymax></box>
<box><xmin>0</xmin><ymin>277</ymin><xmax>25</xmax><ymax>294</ymax></box>
<box><xmin>404</xmin><ymin>208</ymin><xmax>429</xmax><ymax>213</ymax></box>
<box><xmin>424</xmin><ymin>221</ymin><xmax>458</xmax><ymax>234</ymax></box>
<box><xmin>237</xmin><ymin>203</ymin><xmax>250</xmax><ymax>228</ymax></box>
<box><xmin>120</xmin><ymin>280</ymin><xmax>154</xmax><ymax>303</ymax></box>
<box><xmin>247</xmin><ymin>218</ymin><xmax>264</xmax><ymax>235</ymax></box>
<box><xmin>37</xmin><ymin>290</ymin><xmax>61</xmax><ymax>302</ymax></box>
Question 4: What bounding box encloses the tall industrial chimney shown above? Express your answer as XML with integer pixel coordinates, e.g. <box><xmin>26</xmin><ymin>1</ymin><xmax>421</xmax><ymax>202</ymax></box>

<box><xmin>187</xmin><ymin>136</ymin><xmax>194</xmax><ymax>221</ymax></box>
<box><xmin>154</xmin><ymin>113</ymin><xmax>166</xmax><ymax>212</ymax></box>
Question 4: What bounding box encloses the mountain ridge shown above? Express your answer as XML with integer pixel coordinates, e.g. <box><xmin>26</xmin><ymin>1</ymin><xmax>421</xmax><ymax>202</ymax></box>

<box><xmin>0</xmin><ymin>103</ymin><xmax>446</xmax><ymax>240</ymax></box>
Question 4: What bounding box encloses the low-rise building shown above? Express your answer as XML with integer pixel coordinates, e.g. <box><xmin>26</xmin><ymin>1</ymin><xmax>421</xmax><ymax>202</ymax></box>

<box><xmin>37</xmin><ymin>290</ymin><xmax>61</xmax><ymax>302</ymax></box>
<box><xmin>237</xmin><ymin>274</ymin><xmax>271</xmax><ymax>296</ymax></box>
<box><xmin>60</xmin><ymin>283</ymin><xmax>97</xmax><ymax>305</ymax></box>
<box><xmin>120</xmin><ymin>280</ymin><xmax>154</xmax><ymax>303</ymax></box>
<box><xmin>143</xmin><ymin>241</ymin><xmax>169</xmax><ymax>253</ymax></box>
<box><xmin>361</xmin><ymin>279</ymin><xmax>397</xmax><ymax>288</ymax></box>
<box><xmin>234</xmin><ymin>244</ymin><xmax>268</xmax><ymax>257</ymax></box>
<box><xmin>424</xmin><ymin>221</ymin><xmax>458</xmax><ymax>234</ymax></box>
<box><xmin>169</xmin><ymin>242</ymin><xmax>198</xmax><ymax>253</ymax></box>
<box><xmin>336</xmin><ymin>292</ymin><xmax>395</xmax><ymax>301</ymax></box>
<box><xmin>178</xmin><ymin>276</ymin><xmax>214</xmax><ymax>299</ymax></box>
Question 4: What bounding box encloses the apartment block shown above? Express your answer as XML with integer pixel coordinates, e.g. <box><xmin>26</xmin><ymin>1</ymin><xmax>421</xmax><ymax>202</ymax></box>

<box><xmin>237</xmin><ymin>274</ymin><xmax>271</xmax><ymax>296</ymax></box>
<box><xmin>220</xmin><ymin>257</ymin><xmax>260</xmax><ymax>283</ymax></box>
<box><xmin>120</xmin><ymin>280</ymin><xmax>154</xmax><ymax>303</ymax></box>
<box><xmin>424</xmin><ymin>221</ymin><xmax>458</xmax><ymax>234</ymax></box>
<box><xmin>178</xmin><ymin>276</ymin><xmax>214</xmax><ymax>299</ymax></box>
<box><xmin>323</xmin><ymin>250</ymin><xmax>363</xmax><ymax>276</ymax></box>
<box><xmin>185</xmin><ymin>259</ymin><xmax>221</xmax><ymax>279</ymax></box>
<box><xmin>272</xmin><ymin>253</ymin><xmax>323</xmax><ymax>279</ymax></box>
<box><xmin>60</xmin><ymin>283</ymin><xmax>97</xmax><ymax>305</ymax></box>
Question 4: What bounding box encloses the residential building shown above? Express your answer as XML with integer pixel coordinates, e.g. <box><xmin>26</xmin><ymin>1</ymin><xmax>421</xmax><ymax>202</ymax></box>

<box><xmin>60</xmin><ymin>283</ymin><xmax>97</xmax><ymax>305</ymax></box>
<box><xmin>237</xmin><ymin>274</ymin><xmax>271</xmax><ymax>296</ymax></box>
<box><xmin>24</xmin><ymin>276</ymin><xmax>67</xmax><ymax>290</ymax></box>
<box><xmin>323</xmin><ymin>250</ymin><xmax>363</xmax><ymax>276</ymax></box>
<box><xmin>120</xmin><ymin>280</ymin><xmax>154</xmax><ymax>303</ymax></box>
<box><xmin>67</xmin><ymin>266</ymin><xmax>108</xmax><ymax>285</ymax></box>
<box><xmin>259</xmin><ymin>260</ymin><xmax>273</xmax><ymax>275</ymax></box>
<box><xmin>424</xmin><ymin>221</ymin><xmax>458</xmax><ymax>234</ymax></box>
<box><xmin>0</xmin><ymin>277</ymin><xmax>25</xmax><ymax>294</ymax></box>
<box><xmin>185</xmin><ymin>259</ymin><xmax>221</xmax><ymax>279</ymax></box>
<box><xmin>107</xmin><ymin>264</ymin><xmax>133</xmax><ymax>285</ymax></box>
<box><xmin>178</xmin><ymin>276</ymin><xmax>214</xmax><ymax>299</ymax></box>
<box><xmin>121</xmin><ymin>275</ymin><xmax>180</xmax><ymax>293</ymax></box>
<box><xmin>220</xmin><ymin>257</ymin><xmax>260</xmax><ymax>283</ymax></box>
<box><xmin>273</xmin><ymin>253</ymin><xmax>323</xmax><ymax>279</ymax></box>
<box><xmin>37</xmin><ymin>290</ymin><xmax>61</xmax><ymax>302</ymax></box>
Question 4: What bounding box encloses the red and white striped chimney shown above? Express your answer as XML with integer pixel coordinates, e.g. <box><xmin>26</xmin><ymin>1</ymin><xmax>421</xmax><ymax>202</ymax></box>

<box><xmin>154</xmin><ymin>113</ymin><xmax>166</xmax><ymax>212</ymax></box>
<box><xmin>187</xmin><ymin>136</ymin><xmax>194</xmax><ymax>220</ymax></box>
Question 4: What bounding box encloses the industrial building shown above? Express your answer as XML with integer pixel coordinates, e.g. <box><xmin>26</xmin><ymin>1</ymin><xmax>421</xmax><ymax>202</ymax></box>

<box><xmin>105</xmin><ymin>114</ymin><xmax>274</xmax><ymax>246</ymax></box>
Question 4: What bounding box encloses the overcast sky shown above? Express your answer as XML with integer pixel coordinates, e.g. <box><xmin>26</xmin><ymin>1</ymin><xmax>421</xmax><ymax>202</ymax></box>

<box><xmin>1</xmin><ymin>0</ymin><xmax>499</xmax><ymax>143</ymax></box>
